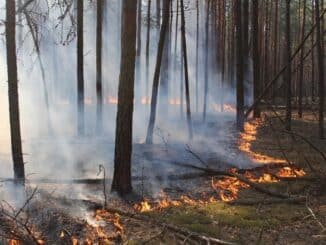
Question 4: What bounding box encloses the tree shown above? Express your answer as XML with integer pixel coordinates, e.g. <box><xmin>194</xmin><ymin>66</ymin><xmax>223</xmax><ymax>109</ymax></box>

<box><xmin>298</xmin><ymin>0</ymin><xmax>307</xmax><ymax>118</ymax></box>
<box><xmin>77</xmin><ymin>0</ymin><xmax>85</xmax><ymax>136</ymax></box>
<box><xmin>96</xmin><ymin>0</ymin><xmax>104</xmax><ymax>133</ymax></box>
<box><xmin>252</xmin><ymin>0</ymin><xmax>261</xmax><ymax>118</ymax></box>
<box><xmin>146</xmin><ymin>0</ymin><xmax>171</xmax><ymax>144</ymax></box>
<box><xmin>145</xmin><ymin>0</ymin><xmax>152</xmax><ymax>97</ymax></box>
<box><xmin>285</xmin><ymin>0</ymin><xmax>292</xmax><ymax>131</ymax></box>
<box><xmin>235</xmin><ymin>0</ymin><xmax>244</xmax><ymax>131</ymax></box>
<box><xmin>315</xmin><ymin>0</ymin><xmax>324</xmax><ymax>139</ymax></box>
<box><xmin>111</xmin><ymin>0</ymin><xmax>137</xmax><ymax>195</ymax></box>
<box><xmin>180</xmin><ymin>0</ymin><xmax>193</xmax><ymax>140</ymax></box>
<box><xmin>6</xmin><ymin>0</ymin><xmax>25</xmax><ymax>181</ymax></box>
<box><xmin>202</xmin><ymin>0</ymin><xmax>210</xmax><ymax>122</ymax></box>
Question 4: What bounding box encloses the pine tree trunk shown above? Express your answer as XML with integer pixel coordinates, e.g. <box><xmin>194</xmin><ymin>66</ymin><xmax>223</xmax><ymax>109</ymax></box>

<box><xmin>252</xmin><ymin>0</ymin><xmax>261</xmax><ymax>118</ymax></box>
<box><xmin>203</xmin><ymin>0</ymin><xmax>210</xmax><ymax>122</ymax></box>
<box><xmin>315</xmin><ymin>0</ymin><xmax>324</xmax><ymax>139</ymax></box>
<box><xmin>96</xmin><ymin>0</ymin><xmax>103</xmax><ymax>133</ymax></box>
<box><xmin>77</xmin><ymin>0</ymin><xmax>85</xmax><ymax>136</ymax></box>
<box><xmin>180</xmin><ymin>0</ymin><xmax>193</xmax><ymax>140</ymax></box>
<box><xmin>111</xmin><ymin>0</ymin><xmax>137</xmax><ymax>195</ymax></box>
<box><xmin>6</xmin><ymin>0</ymin><xmax>25</xmax><ymax>181</ymax></box>
<box><xmin>298</xmin><ymin>0</ymin><xmax>307</xmax><ymax>118</ymax></box>
<box><xmin>146</xmin><ymin>0</ymin><xmax>171</xmax><ymax>144</ymax></box>
<box><xmin>195</xmin><ymin>0</ymin><xmax>199</xmax><ymax>113</ymax></box>
<box><xmin>285</xmin><ymin>0</ymin><xmax>292</xmax><ymax>131</ymax></box>
<box><xmin>145</xmin><ymin>0</ymin><xmax>151</xmax><ymax>98</ymax></box>
<box><xmin>235</xmin><ymin>0</ymin><xmax>244</xmax><ymax>131</ymax></box>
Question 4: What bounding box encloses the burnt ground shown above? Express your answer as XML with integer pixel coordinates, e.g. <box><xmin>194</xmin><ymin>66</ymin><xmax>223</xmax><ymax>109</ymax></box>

<box><xmin>0</xmin><ymin>110</ymin><xmax>326</xmax><ymax>244</ymax></box>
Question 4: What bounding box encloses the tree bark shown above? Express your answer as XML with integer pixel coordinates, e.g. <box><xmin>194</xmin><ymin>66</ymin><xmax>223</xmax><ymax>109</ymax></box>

<box><xmin>252</xmin><ymin>0</ymin><xmax>261</xmax><ymax>118</ymax></box>
<box><xmin>96</xmin><ymin>0</ymin><xmax>104</xmax><ymax>133</ymax></box>
<box><xmin>285</xmin><ymin>0</ymin><xmax>292</xmax><ymax>131</ymax></box>
<box><xmin>298</xmin><ymin>0</ymin><xmax>307</xmax><ymax>118</ymax></box>
<box><xmin>235</xmin><ymin>0</ymin><xmax>244</xmax><ymax>131</ymax></box>
<box><xmin>146</xmin><ymin>0</ymin><xmax>171</xmax><ymax>144</ymax></box>
<box><xmin>180</xmin><ymin>0</ymin><xmax>193</xmax><ymax>140</ymax></box>
<box><xmin>203</xmin><ymin>0</ymin><xmax>210</xmax><ymax>122</ymax></box>
<box><xmin>6</xmin><ymin>0</ymin><xmax>25</xmax><ymax>181</ymax></box>
<box><xmin>77</xmin><ymin>0</ymin><xmax>85</xmax><ymax>136</ymax></box>
<box><xmin>111</xmin><ymin>0</ymin><xmax>137</xmax><ymax>195</ymax></box>
<box><xmin>315</xmin><ymin>0</ymin><xmax>324</xmax><ymax>139</ymax></box>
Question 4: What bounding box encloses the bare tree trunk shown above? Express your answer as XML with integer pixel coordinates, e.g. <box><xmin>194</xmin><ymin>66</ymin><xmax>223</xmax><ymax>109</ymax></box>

<box><xmin>96</xmin><ymin>0</ymin><xmax>103</xmax><ymax>133</ymax></box>
<box><xmin>146</xmin><ymin>0</ymin><xmax>171</xmax><ymax>144</ymax></box>
<box><xmin>195</xmin><ymin>0</ymin><xmax>199</xmax><ymax>113</ymax></box>
<box><xmin>111</xmin><ymin>0</ymin><xmax>137</xmax><ymax>195</ymax></box>
<box><xmin>272</xmin><ymin>0</ymin><xmax>279</xmax><ymax>103</ymax></box>
<box><xmin>252</xmin><ymin>0</ymin><xmax>260</xmax><ymax>118</ymax></box>
<box><xmin>180</xmin><ymin>0</ymin><xmax>193</xmax><ymax>140</ymax></box>
<box><xmin>77</xmin><ymin>0</ymin><xmax>85</xmax><ymax>136</ymax></box>
<box><xmin>235</xmin><ymin>0</ymin><xmax>244</xmax><ymax>131</ymax></box>
<box><xmin>315</xmin><ymin>0</ymin><xmax>324</xmax><ymax>139</ymax></box>
<box><xmin>203</xmin><ymin>0</ymin><xmax>210</xmax><ymax>122</ymax></box>
<box><xmin>311</xmin><ymin>0</ymin><xmax>315</xmax><ymax>102</ymax></box>
<box><xmin>6</xmin><ymin>0</ymin><xmax>25</xmax><ymax>181</ymax></box>
<box><xmin>145</xmin><ymin>0</ymin><xmax>151</xmax><ymax>98</ymax></box>
<box><xmin>298</xmin><ymin>0</ymin><xmax>307</xmax><ymax>118</ymax></box>
<box><xmin>285</xmin><ymin>0</ymin><xmax>292</xmax><ymax>131</ymax></box>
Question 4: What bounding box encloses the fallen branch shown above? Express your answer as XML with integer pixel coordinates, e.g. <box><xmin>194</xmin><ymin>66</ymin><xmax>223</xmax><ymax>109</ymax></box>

<box><xmin>173</xmin><ymin>162</ymin><xmax>291</xmax><ymax>199</ymax></box>
<box><xmin>55</xmin><ymin>197</ymin><xmax>237</xmax><ymax>245</ymax></box>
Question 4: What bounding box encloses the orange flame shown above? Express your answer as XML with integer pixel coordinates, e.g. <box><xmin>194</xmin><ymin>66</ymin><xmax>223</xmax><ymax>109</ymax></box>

<box><xmin>239</xmin><ymin>119</ymin><xmax>287</xmax><ymax>164</ymax></box>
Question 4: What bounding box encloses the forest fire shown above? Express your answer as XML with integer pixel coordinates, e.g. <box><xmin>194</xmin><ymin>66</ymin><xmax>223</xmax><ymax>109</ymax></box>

<box><xmin>213</xmin><ymin>166</ymin><xmax>306</xmax><ymax>202</ymax></box>
<box><xmin>212</xmin><ymin>103</ymin><xmax>236</xmax><ymax>113</ymax></box>
<box><xmin>133</xmin><ymin>194</ymin><xmax>217</xmax><ymax>213</ymax></box>
<box><xmin>239</xmin><ymin>119</ymin><xmax>287</xmax><ymax>164</ymax></box>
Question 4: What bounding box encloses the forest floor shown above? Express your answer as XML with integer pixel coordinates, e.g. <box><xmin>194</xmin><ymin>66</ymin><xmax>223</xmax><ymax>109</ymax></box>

<box><xmin>1</xmin><ymin>109</ymin><xmax>326</xmax><ymax>244</ymax></box>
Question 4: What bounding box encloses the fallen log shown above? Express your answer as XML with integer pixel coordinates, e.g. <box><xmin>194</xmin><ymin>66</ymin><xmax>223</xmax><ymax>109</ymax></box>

<box><xmin>172</xmin><ymin>162</ymin><xmax>293</xmax><ymax>199</ymax></box>
<box><xmin>0</xmin><ymin>172</ymin><xmax>212</xmax><ymax>185</ymax></box>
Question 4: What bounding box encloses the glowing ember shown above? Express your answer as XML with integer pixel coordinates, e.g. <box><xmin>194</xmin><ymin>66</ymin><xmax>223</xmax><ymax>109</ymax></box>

<box><xmin>239</xmin><ymin>119</ymin><xmax>287</xmax><ymax>164</ymax></box>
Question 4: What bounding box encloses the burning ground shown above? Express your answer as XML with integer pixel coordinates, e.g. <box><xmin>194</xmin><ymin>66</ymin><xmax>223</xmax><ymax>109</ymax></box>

<box><xmin>1</xmin><ymin>111</ymin><xmax>326</xmax><ymax>244</ymax></box>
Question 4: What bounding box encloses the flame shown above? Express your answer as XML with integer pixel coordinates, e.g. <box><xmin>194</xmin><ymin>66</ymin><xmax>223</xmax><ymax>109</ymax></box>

<box><xmin>141</xmin><ymin>96</ymin><xmax>151</xmax><ymax>105</ymax></box>
<box><xmin>9</xmin><ymin>240</ymin><xmax>21</xmax><ymax>245</ymax></box>
<box><xmin>107</xmin><ymin>96</ymin><xmax>118</xmax><ymax>105</ymax></box>
<box><xmin>239</xmin><ymin>119</ymin><xmax>287</xmax><ymax>164</ymax></box>
<box><xmin>212</xmin><ymin>103</ymin><xmax>236</xmax><ymax>113</ymax></box>
<box><xmin>213</xmin><ymin>165</ymin><xmax>306</xmax><ymax>201</ymax></box>
<box><xmin>134</xmin><ymin>195</ymin><xmax>218</xmax><ymax>213</ymax></box>
<box><xmin>95</xmin><ymin>209</ymin><xmax>124</xmax><ymax>234</ymax></box>
<box><xmin>169</xmin><ymin>98</ymin><xmax>182</xmax><ymax>105</ymax></box>
<box><xmin>84</xmin><ymin>98</ymin><xmax>93</xmax><ymax>105</ymax></box>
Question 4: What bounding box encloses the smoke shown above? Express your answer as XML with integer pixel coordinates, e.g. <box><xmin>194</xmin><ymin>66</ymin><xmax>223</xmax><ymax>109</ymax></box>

<box><xmin>0</xmin><ymin>0</ymin><xmax>254</xmax><ymax>198</ymax></box>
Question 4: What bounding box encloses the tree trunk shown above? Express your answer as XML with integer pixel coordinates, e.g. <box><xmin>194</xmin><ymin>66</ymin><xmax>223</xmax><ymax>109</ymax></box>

<box><xmin>111</xmin><ymin>0</ymin><xmax>138</xmax><ymax>195</ymax></box>
<box><xmin>203</xmin><ymin>0</ymin><xmax>210</xmax><ymax>122</ymax></box>
<box><xmin>180</xmin><ymin>0</ymin><xmax>193</xmax><ymax>140</ymax></box>
<box><xmin>145</xmin><ymin>0</ymin><xmax>151</xmax><ymax>98</ymax></box>
<box><xmin>285</xmin><ymin>0</ymin><xmax>292</xmax><ymax>131</ymax></box>
<box><xmin>96</xmin><ymin>0</ymin><xmax>103</xmax><ymax>133</ymax></box>
<box><xmin>146</xmin><ymin>0</ymin><xmax>171</xmax><ymax>144</ymax></box>
<box><xmin>252</xmin><ymin>0</ymin><xmax>261</xmax><ymax>118</ymax></box>
<box><xmin>6</xmin><ymin>0</ymin><xmax>25</xmax><ymax>181</ymax></box>
<box><xmin>195</xmin><ymin>0</ymin><xmax>199</xmax><ymax>113</ymax></box>
<box><xmin>235</xmin><ymin>0</ymin><xmax>244</xmax><ymax>131</ymax></box>
<box><xmin>298</xmin><ymin>0</ymin><xmax>307</xmax><ymax>118</ymax></box>
<box><xmin>77</xmin><ymin>0</ymin><xmax>85</xmax><ymax>136</ymax></box>
<box><xmin>315</xmin><ymin>0</ymin><xmax>324</xmax><ymax>139</ymax></box>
